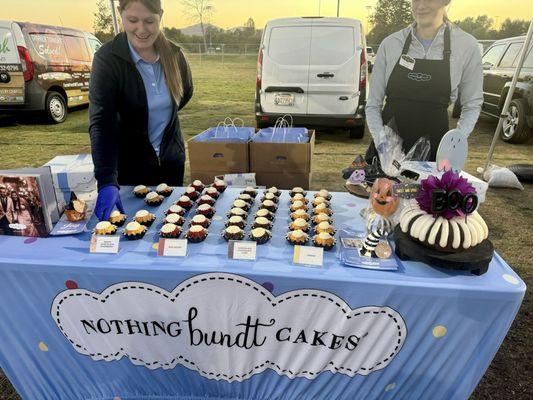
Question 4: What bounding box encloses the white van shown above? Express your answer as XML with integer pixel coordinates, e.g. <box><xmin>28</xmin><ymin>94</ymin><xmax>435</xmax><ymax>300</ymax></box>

<box><xmin>255</xmin><ymin>17</ymin><xmax>368</xmax><ymax>138</ymax></box>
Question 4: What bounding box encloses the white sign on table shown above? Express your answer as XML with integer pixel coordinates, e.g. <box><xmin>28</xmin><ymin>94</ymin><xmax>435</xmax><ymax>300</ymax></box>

<box><xmin>90</xmin><ymin>235</ymin><xmax>120</xmax><ymax>254</ymax></box>
<box><xmin>293</xmin><ymin>245</ymin><xmax>324</xmax><ymax>267</ymax></box>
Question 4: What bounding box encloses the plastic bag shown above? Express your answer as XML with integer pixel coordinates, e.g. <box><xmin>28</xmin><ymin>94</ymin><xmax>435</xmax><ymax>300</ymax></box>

<box><xmin>478</xmin><ymin>165</ymin><xmax>524</xmax><ymax>190</ymax></box>
<box><xmin>194</xmin><ymin>117</ymin><xmax>254</xmax><ymax>142</ymax></box>
<box><xmin>252</xmin><ymin>115</ymin><xmax>309</xmax><ymax>143</ymax></box>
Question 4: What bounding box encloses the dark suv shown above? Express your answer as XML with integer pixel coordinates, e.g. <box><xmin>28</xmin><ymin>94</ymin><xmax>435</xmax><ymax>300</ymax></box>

<box><xmin>478</xmin><ymin>36</ymin><xmax>533</xmax><ymax>143</ymax></box>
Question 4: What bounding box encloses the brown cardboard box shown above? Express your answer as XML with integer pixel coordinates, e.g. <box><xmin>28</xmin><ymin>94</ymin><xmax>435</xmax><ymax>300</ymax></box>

<box><xmin>187</xmin><ymin>131</ymin><xmax>249</xmax><ymax>177</ymax></box>
<box><xmin>249</xmin><ymin>130</ymin><xmax>315</xmax><ymax>173</ymax></box>
<box><xmin>255</xmin><ymin>172</ymin><xmax>312</xmax><ymax>190</ymax></box>
<box><xmin>189</xmin><ymin>170</ymin><xmax>224</xmax><ymax>184</ymax></box>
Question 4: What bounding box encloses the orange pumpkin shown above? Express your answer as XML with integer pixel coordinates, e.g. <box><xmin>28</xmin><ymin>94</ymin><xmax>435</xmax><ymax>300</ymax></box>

<box><xmin>370</xmin><ymin>178</ymin><xmax>399</xmax><ymax>217</ymax></box>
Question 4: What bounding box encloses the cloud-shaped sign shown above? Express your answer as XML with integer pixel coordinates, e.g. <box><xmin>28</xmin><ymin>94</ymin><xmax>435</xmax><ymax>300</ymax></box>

<box><xmin>52</xmin><ymin>273</ymin><xmax>407</xmax><ymax>382</ymax></box>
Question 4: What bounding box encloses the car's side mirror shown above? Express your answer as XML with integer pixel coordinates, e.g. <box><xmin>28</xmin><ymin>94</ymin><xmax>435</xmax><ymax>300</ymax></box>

<box><xmin>483</xmin><ymin>62</ymin><xmax>493</xmax><ymax>70</ymax></box>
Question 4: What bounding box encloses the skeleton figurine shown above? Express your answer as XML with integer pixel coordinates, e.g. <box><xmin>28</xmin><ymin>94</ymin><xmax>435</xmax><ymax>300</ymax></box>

<box><xmin>360</xmin><ymin>178</ymin><xmax>399</xmax><ymax>258</ymax></box>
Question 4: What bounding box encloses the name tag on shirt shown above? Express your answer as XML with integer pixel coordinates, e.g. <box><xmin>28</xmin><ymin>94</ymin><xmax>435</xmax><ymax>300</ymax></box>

<box><xmin>399</xmin><ymin>54</ymin><xmax>416</xmax><ymax>71</ymax></box>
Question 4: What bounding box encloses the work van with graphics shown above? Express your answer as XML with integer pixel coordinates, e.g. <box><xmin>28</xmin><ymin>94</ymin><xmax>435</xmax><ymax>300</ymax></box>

<box><xmin>255</xmin><ymin>17</ymin><xmax>368</xmax><ymax>138</ymax></box>
<box><xmin>0</xmin><ymin>21</ymin><xmax>102</xmax><ymax>123</ymax></box>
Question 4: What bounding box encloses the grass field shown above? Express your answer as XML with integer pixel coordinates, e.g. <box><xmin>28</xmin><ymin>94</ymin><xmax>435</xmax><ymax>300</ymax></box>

<box><xmin>0</xmin><ymin>55</ymin><xmax>532</xmax><ymax>399</ymax></box>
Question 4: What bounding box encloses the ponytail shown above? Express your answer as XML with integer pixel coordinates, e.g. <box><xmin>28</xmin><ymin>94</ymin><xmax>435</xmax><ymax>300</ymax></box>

<box><xmin>155</xmin><ymin>32</ymin><xmax>183</xmax><ymax>104</ymax></box>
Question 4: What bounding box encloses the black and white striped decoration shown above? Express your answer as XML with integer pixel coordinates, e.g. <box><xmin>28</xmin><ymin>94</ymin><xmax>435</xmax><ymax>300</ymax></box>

<box><xmin>360</xmin><ymin>227</ymin><xmax>384</xmax><ymax>258</ymax></box>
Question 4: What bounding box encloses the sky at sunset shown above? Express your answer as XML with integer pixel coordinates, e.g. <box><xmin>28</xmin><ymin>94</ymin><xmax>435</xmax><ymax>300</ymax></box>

<box><xmin>2</xmin><ymin>0</ymin><xmax>532</xmax><ymax>33</ymax></box>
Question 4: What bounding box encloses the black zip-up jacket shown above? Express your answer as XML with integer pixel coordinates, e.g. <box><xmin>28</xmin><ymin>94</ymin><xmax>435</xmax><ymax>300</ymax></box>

<box><xmin>89</xmin><ymin>32</ymin><xmax>193</xmax><ymax>190</ymax></box>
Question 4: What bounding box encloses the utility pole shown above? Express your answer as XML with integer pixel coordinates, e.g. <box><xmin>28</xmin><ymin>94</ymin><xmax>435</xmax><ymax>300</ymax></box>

<box><xmin>337</xmin><ymin>0</ymin><xmax>340</xmax><ymax>17</ymax></box>
<box><xmin>110</xmin><ymin>0</ymin><xmax>120</xmax><ymax>36</ymax></box>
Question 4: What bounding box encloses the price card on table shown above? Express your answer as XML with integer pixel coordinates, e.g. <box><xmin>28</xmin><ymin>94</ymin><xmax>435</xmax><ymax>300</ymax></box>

<box><xmin>293</xmin><ymin>245</ymin><xmax>324</xmax><ymax>267</ymax></box>
<box><xmin>157</xmin><ymin>239</ymin><xmax>188</xmax><ymax>257</ymax></box>
<box><xmin>228</xmin><ymin>241</ymin><xmax>257</xmax><ymax>261</ymax></box>
<box><xmin>90</xmin><ymin>235</ymin><xmax>120</xmax><ymax>254</ymax></box>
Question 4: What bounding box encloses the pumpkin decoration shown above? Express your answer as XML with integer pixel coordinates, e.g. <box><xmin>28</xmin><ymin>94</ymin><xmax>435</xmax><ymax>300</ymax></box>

<box><xmin>370</xmin><ymin>178</ymin><xmax>399</xmax><ymax>217</ymax></box>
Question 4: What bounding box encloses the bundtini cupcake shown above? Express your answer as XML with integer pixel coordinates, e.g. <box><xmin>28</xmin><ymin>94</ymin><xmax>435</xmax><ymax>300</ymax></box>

<box><xmin>289</xmin><ymin>218</ymin><xmax>310</xmax><ymax>233</ymax></box>
<box><xmin>312</xmin><ymin>232</ymin><xmax>336</xmax><ymax>250</ymax></box>
<box><xmin>94</xmin><ymin>221</ymin><xmax>117</xmax><ymax>235</ymax></box>
<box><xmin>123</xmin><ymin>221</ymin><xmax>147</xmax><ymax>240</ymax></box>
<box><xmin>176</xmin><ymin>195</ymin><xmax>193</xmax><ymax>210</ymax></box>
<box><xmin>249</xmin><ymin>227</ymin><xmax>272</xmax><ymax>245</ymax></box>
<box><xmin>261</xmin><ymin>192</ymin><xmax>279</xmax><ymax>204</ymax></box>
<box><xmin>190</xmin><ymin>214</ymin><xmax>211</xmax><ymax>228</ymax></box>
<box><xmin>314</xmin><ymin>221</ymin><xmax>336</xmax><ymax>235</ymax></box>
<box><xmin>145</xmin><ymin>191</ymin><xmax>164</xmax><ymax>207</ymax></box>
<box><xmin>261</xmin><ymin>200</ymin><xmax>277</xmax><ymax>213</ymax></box>
<box><xmin>252</xmin><ymin>217</ymin><xmax>272</xmax><ymax>230</ymax></box>
<box><xmin>186</xmin><ymin>225</ymin><xmax>208</xmax><ymax>243</ymax></box>
<box><xmin>290</xmin><ymin>200</ymin><xmax>308</xmax><ymax>212</ymax></box>
<box><xmin>134</xmin><ymin>210</ymin><xmax>156</xmax><ymax>227</ymax></box>
<box><xmin>312</xmin><ymin>213</ymin><xmax>333</xmax><ymax>225</ymax></box>
<box><xmin>197</xmin><ymin>194</ymin><xmax>216</xmax><ymax>206</ymax></box>
<box><xmin>242</xmin><ymin>187</ymin><xmax>258</xmax><ymax>198</ymax></box>
<box><xmin>166</xmin><ymin>204</ymin><xmax>186</xmax><ymax>216</ymax></box>
<box><xmin>238</xmin><ymin>193</ymin><xmax>254</xmax><ymax>205</ymax></box>
<box><xmin>184</xmin><ymin>187</ymin><xmax>200</xmax><ymax>201</ymax></box>
<box><xmin>286</xmin><ymin>229</ymin><xmax>309</xmax><ymax>245</ymax></box>
<box><xmin>314</xmin><ymin>189</ymin><xmax>332</xmax><ymax>201</ymax></box>
<box><xmin>222</xmin><ymin>225</ymin><xmax>245</xmax><ymax>241</ymax></box>
<box><xmin>196</xmin><ymin>204</ymin><xmax>215</xmax><ymax>219</ymax></box>
<box><xmin>164</xmin><ymin>213</ymin><xmax>185</xmax><ymax>226</ymax></box>
<box><xmin>227</xmin><ymin>207</ymin><xmax>248</xmax><ymax>219</ymax></box>
<box><xmin>191</xmin><ymin>180</ymin><xmax>205</xmax><ymax>193</ymax></box>
<box><xmin>159</xmin><ymin>223</ymin><xmax>182</xmax><ymax>239</ymax></box>
<box><xmin>312</xmin><ymin>196</ymin><xmax>330</xmax><ymax>208</ymax></box>
<box><xmin>313</xmin><ymin>203</ymin><xmax>333</xmax><ymax>216</ymax></box>
<box><xmin>213</xmin><ymin>179</ymin><xmax>227</xmax><ymax>193</ymax></box>
<box><xmin>290</xmin><ymin>187</ymin><xmax>307</xmax><ymax>197</ymax></box>
<box><xmin>109</xmin><ymin>210</ymin><xmax>127</xmax><ymax>227</ymax></box>
<box><xmin>133</xmin><ymin>185</ymin><xmax>150</xmax><ymax>198</ymax></box>
<box><xmin>255</xmin><ymin>208</ymin><xmax>275</xmax><ymax>221</ymax></box>
<box><xmin>156</xmin><ymin>183</ymin><xmax>173</xmax><ymax>197</ymax></box>
<box><xmin>226</xmin><ymin>215</ymin><xmax>246</xmax><ymax>229</ymax></box>
<box><xmin>290</xmin><ymin>209</ymin><xmax>309</xmax><ymax>221</ymax></box>
<box><xmin>290</xmin><ymin>193</ymin><xmax>308</xmax><ymax>204</ymax></box>
<box><xmin>205</xmin><ymin>187</ymin><xmax>220</xmax><ymax>199</ymax></box>
<box><xmin>233</xmin><ymin>199</ymin><xmax>251</xmax><ymax>212</ymax></box>
<box><xmin>265</xmin><ymin>186</ymin><xmax>281</xmax><ymax>197</ymax></box>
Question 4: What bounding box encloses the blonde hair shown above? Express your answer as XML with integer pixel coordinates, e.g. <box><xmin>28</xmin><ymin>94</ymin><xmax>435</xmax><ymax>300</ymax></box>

<box><xmin>119</xmin><ymin>0</ymin><xmax>183</xmax><ymax>103</ymax></box>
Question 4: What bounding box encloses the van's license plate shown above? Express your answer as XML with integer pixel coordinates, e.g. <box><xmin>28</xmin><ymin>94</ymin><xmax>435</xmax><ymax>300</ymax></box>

<box><xmin>274</xmin><ymin>93</ymin><xmax>294</xmax><ymax>106</ymax></box>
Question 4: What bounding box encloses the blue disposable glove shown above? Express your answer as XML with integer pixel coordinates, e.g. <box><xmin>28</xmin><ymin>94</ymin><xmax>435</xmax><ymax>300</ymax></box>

<box><xmin>94</xmin><ymin>185</ymin><xmax>125</xmax><ymax>221</ymax></box>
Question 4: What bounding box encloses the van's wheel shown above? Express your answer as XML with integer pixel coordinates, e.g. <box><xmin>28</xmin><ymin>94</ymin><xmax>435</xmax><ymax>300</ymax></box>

<box><xmin>349</xmin><ymin>126</ymin><xmax>365</xmax><ymax>139</ymax></box>
<box><xmin>45</xmin><ymin>91</ymin><xmax>67</xmax><ymax>123</ymax></box>
<box><xmin>501</xmin><ymin>99</ymin><xmax>529</xmax><ymax>143</ymax></box>
<box><xmin>451</xmin><ymin>99</ymin><xmax>461</xmax><ymax>118</ymax></box>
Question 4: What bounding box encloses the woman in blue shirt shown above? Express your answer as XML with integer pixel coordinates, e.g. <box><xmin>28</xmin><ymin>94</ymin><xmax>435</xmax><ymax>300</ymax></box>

<box><xmin>89</xmin><ymin>0</ymin><xmax>193</xmax><ymax>221</ymax></box>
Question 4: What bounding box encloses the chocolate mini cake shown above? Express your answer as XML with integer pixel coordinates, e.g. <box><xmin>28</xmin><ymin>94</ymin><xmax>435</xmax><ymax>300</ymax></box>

<box><xmin>261</xmin><ymin>199</ymin><xmax>277</xmax><ymax>213</ymax></box>
<box><xmin>191</xmin><ymin>180</ymin><xmax>205</xmax><ymax>192</ymax></box>
<box><xmin>314</xmin><ymin>221</ymin><xmax>336</xmax><ymax>235</ymax></box>
<box><xmin>94</xmin><ymin>221</ymin><xmax>117</xmax><ymax>235</ymax></box>
<box><xmin>197</xmin><ymin>194</ymin><xmax>216</xmax><ymax>206</ymax></box>
<box><xmin>312</xmin><ymin>213</ymin><xmax>333</xmax><ymax>225</ymax></box>
<box><xmin>164</xmin><ymin>213</ymin><xmax>185</xmax><ymax>226</ymax></box>
<box><xmin>222</xmin><ymin>225</ymin><xmax>245</xmax><ymax>241</ymax></box>
<box><xmin>312</xmin><ymin>232</ymin><xmax>336</xmax><ymax>250</ymax></box>
<box><xmin>289</xmin><ymin>218</ymin><xmax>310</xmax><ymax>233</ymax></box>
<box><xmin>145</xmin><ymin>191</ymin><xmax>164</xmax><ymax>206</ymax></box>
<box><xmin>290</xmin><ymin>209</ymin><xmax>310</xmax><ymax>221</ymax></box>
<box><xmin>233</xmin><ymin>199</ymin><xmax>251</xmax><ymax>212</ymax></box>
<box><xmin>159</xmin><ymin>223</ymin><xmax>182</xmax><ymax>239</ymax></box>
<box><xmin>109</xmin><ymin>210</ymin><xmax>127</xmax><ymax>227</ymax></box>
<box><xmin>238</xmin><ymin>193</ymin><xmax>254</xmax><ymax>205</ymax></box>
<box><xmin>252</xmin><ymin>217</ymin><xmax>272</xmax><ymax>230</ymax></box>
<box><xmin>190</xmin><ymin>214</ymin><xmax>211</xmax><ymax>228</ymax></box>
<box><xmin>314</xmin><ymin>189</ymin><xmax>332</xmax><ymax>201</ymax></box>
<box><xmin>255</xmin><ymin>208</ymin><xmax>275</xmax><ymax>221</ymax></box>
<box><xmin>227</xmin><ymin>207</ymin><xmax>248</xmax><ymax>219</ymax></box>
<box><xmin>184</xmin><ymin>187</ymin><xmax>200</xmax><ymax>201</ymax></box>
<box><xmin>249</xmin><ymin>227</ymin><xmax>272</xmax><ymax>245</ymax></box>
<box><xmin>290</xmin><ymin>200</ymin><xmax>308</xmax><ymax>212</ymax></box>
<box><xmin>186</xmin><ymin>225</ymin><xmax>208</xmax><ymax>243</ymax></box>
<box><xmin>156</xmin><ymin>183</ymin><xmax>173</xmax><ymax>197</ymax></box>
<box><xmin>123</xmin><ymin>221</ymin><xmax>147</xmax><ymax>240</ymax></box>
<box><xmin>265</xmin><ymin>186</ymin><xmax>281</xmax><ymax>197</ymax></box>
<box><xmin>133</xmin><ymin>185</ymin><xmax>150</xmax><ymax>198</ymax></box>
<box><xmin>226</xmin><ymin>215</ymin><xmax>246</xmax><ymax>229</ymax></box>
<box><xmin>289</xmin><ymin>187</ymin><xmax>307</xmax><ymax>197</ymax></box>
<box><xmin>261</xmin><ymin>192</ymin><xmax>279</xmax><ymax>204</ymax></box>
<box><xmin>196</xmin><ymin>204</ymin><xmax>215</xmax><ymax>219</ymax></box>
<box><xmin>242</xmin><ymin>186</ymin><xmax>258</xmax><ymax>198</ymax></box>
<box><xmin>205</xmin><ymin>187</ymin><xmax>220</xmax><ymax>199</ymax></box>
<box><xmin>213</xmin><ymin>179</ymin><xmax>227</xmax><ymax>193</ymax></box>
<box><xmin>176</xmin><ymin>196</ymin><xmax>193</xmax><ymax>210</ymax></box>
<box><xmin>286</xmin><ymin>229</ymin><xmax>309</xmax><ymax>245</ymax></box>
<box><xmin>134</xmin><ymin>210</ymin><xmax>156</xmax><ymax>227</ymax></box>
<box><xmin>313</xmin><ymin>203</ymin><xmax>333</xmax><ymax>216</ymax></box>
<box><xmin>166</xmin><ymin>204</ymin><xmax>186</xmax><ymax>216</ymax></box>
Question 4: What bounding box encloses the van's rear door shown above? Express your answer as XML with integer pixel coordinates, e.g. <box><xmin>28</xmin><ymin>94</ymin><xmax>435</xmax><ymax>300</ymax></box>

<box><xmin>260</xmin><ymin>23</ymin><xmax>311</xmax><ymax>115</ymax></box>
<box><xmin>0</xmin><ymin>22</ymin><xmax>25</xmax><ymax>104</ymax></box>
<box><xmin>307</xmin><ymin>20</ymin><xmax>360</xmax><ymax>115</ymax></box>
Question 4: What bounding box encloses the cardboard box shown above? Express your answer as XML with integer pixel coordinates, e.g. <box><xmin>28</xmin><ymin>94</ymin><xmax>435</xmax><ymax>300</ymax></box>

<box><xmin>43</xmin><ymin>154</ymin><xmax>97</xmax><ymax>209</ymax></box>
<box><xmin>249</xmin><ymin>130</ymin><xmax>315</xmax><ymax>173</ymax></box>
<box><xmin>255</xmin><ymin>172</ymin><xmax>312</xmax><ymax>190</ymax></box>
<box><xmin>188</xmin><ymin>129</ymin><xmax>250</xmax><ymax>177</ymax></box>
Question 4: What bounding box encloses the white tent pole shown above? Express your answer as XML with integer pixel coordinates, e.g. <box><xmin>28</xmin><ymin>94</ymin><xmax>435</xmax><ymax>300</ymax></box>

<box><xmin>110</xmin><ymin>0</ymin><xmax>120</xmax><ymax>36</ymax></box>
<box><xmin>482</xmin><ymin>19</ymin><xmax>533</xmax><ymax>175</ymax></box>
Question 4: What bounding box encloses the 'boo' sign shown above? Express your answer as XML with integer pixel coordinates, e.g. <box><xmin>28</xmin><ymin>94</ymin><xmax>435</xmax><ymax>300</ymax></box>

<box><xmin>431</xmin><ymin>189</ymin><xmax>478</xmax><ymax>215</ymax></box>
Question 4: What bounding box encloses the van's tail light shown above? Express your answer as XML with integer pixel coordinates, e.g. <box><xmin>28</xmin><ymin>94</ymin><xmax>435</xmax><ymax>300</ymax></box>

<box><xmin>17</xmin><ymin>46</ymin><xmax>34</xmax><ymax>82</ymax></box>
<box><xmin>256</xmin><ymin>48</ymin><xmax>263</xmax><ymax>89</ymax></box>
<box><xmin>359</xmin><ymin>48</ymin><xmax>367</xmax><ymax>91</ymax></box>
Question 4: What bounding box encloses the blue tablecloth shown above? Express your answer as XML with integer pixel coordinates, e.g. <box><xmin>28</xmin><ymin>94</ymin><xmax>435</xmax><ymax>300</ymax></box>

<box><xmin>0</xmin><ymin>187</ymin><xmax>525</xmax><ymax>400</ymax></box>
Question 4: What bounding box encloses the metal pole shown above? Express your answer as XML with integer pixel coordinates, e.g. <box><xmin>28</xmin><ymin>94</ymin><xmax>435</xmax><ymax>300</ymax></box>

<box><xmin>482</xmin><ymin>19</ymin><xmax>533</xmax><ymax>176</ymax></box>
<box><xmin>110</xmin><ymin>0</ymin><xmax>120</xmax><ymax>35</ymax></box>
<box><xmin>337</xmin><ymin>0</ymin><xmax>340</xmax><ymax>17</ymax></box>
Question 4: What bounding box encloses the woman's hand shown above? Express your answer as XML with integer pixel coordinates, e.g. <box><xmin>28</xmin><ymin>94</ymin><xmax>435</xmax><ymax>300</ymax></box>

<box><xmin>94</xmin><ymin>185</ymin><xmax>125</xmax><ymax>221</ymax></box>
